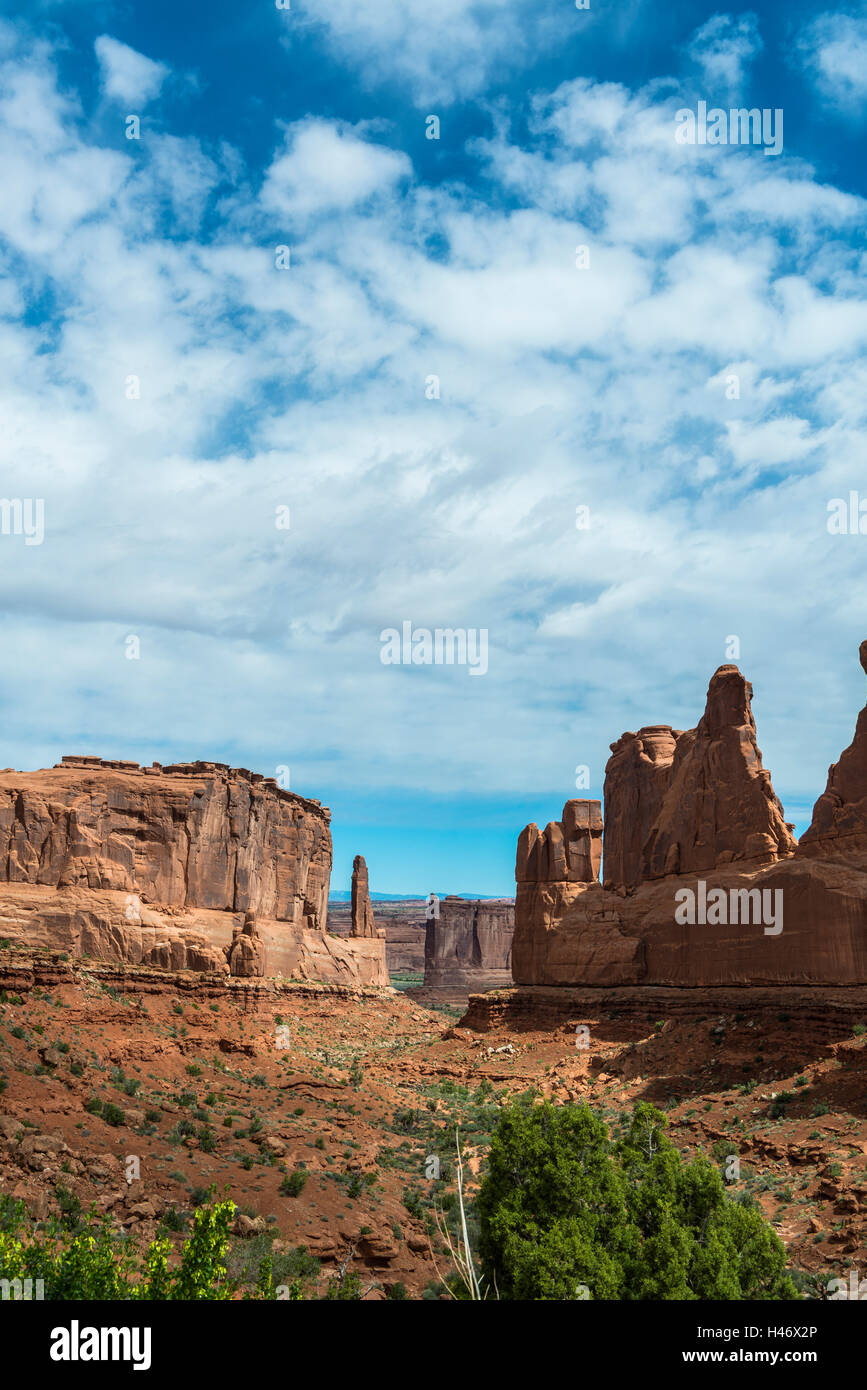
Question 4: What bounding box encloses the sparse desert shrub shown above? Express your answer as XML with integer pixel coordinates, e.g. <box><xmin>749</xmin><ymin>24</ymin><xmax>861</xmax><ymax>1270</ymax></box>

<box><xmin>322</xmin><ymin>1268</ymin><xmax>362</xmax><ymax>1300</ymax></box>
<box><xmin>402</xmin><ymin>1187</ymin><xmax>424</xmax><ymax>1220</ymax></box>
<box><xmin>280</xmin><ymin>1170</ymin><xmax>308</xmax><ymax>1197</ymax></box>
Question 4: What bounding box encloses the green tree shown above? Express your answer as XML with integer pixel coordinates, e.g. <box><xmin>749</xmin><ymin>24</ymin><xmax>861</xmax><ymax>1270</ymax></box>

<box><xmin>477</xmin><ymin>1099</ymin><xmax>799</xmax><ymax>1301</ymax></box>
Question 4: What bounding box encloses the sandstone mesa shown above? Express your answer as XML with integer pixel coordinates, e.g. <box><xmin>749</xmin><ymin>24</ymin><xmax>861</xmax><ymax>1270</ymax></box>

<box><xmin>0</xmin><ymin>757</ymin><xmax>387</xmax><ymax>989</ymax></box>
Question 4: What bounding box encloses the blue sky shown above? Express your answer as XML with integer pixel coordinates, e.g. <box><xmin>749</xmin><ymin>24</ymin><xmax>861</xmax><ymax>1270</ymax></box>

<box><xmin>1</xmin><ymin>1</ymin><xmax>867</xmax><ymax>893</ymax></box>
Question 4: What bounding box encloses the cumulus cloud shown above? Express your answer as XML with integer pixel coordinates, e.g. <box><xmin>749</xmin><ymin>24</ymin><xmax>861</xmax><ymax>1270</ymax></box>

<box><xmin>299</xmin><ymin>0</ymin><xmax>566</xmax><ymax>105</ymax></box>
<box><xmin>1</xmin><ymin>24</ymin><xmax>867</xmax><ymax>839</ymax></box>
<box><xmin>796</xmin><ymin>10</ymin><xmax>867</xmax><ymax>113</ymax></box>
<box><xmin>94</xmin><ymin>34</ymin><xmax>168</xmax><ymax>106</ymax></box>
<box><xmin>260</xmin><ymin>119</ymin><xmax>411</xmax><ymax>219</ymax></box>
<box><xmin>685</xmin><ymin>12</ymin><xmax>763</xmax><ymax>93</ymax></box>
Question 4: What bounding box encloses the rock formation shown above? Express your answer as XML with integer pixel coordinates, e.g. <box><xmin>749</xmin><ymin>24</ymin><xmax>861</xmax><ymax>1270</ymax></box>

<box><xmin>226</xmin><ymin>913</ymin><xmax>267</xmax><ymax>977</ymax></box>
<box><xmin>350</xmin><ymin>855</ymin><xmax>376</xmax><ymax>938</ymax></box>
<box><xmin>0</xmin><ymin>758</ymin><xmax>388</xmax><ymax>988</ymax></box>
<box><xmin>602</xmin><ymin>727</ymin><xmax>679</xmax><ymax>890</ymax></box>
<box><xmin>516</xmin><ymin>800</ymin><xmax>602</xmax><ymax>885</ymax></box>
<box><xmin>640</xmin><ymin>666</ymin><xmax>796</xmax><ymax>881</ymax></box>
<box><xmin>0</xmin><ymin>757</ymin><xmax>331</xmax><ymax>927</ymax></box>
<box><xmin>511</xmin><ymin>654</ymin><xmax>867</xmax><ymax>988</ymax></box>
<box><xmin>798</xmin><ymin>640</ymin><xmax>867</xmax><ymax>863</ymax></box>
<box><xmin>326</xmin><ymin>898</ymin><xmax>426</xmax><ymax>974</ymax></box>
<box><xmin>423</xmin><ymin>897</ymin><xmax>514</xmax><ymax>992</ymax></box>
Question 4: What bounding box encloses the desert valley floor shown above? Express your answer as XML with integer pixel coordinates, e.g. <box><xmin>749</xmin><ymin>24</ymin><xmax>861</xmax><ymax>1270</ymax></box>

<box><xmin>1</xmin><ymin>947</ymin><xmax>864</xmax><ymax>1300</ymax></box>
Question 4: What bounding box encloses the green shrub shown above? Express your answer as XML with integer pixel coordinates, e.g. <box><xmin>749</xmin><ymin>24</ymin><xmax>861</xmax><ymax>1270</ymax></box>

<box><xmin>280</xmin><ymin>1170</ymin><xmax>308</xmax><ymax>1197</ymax></box>
<box><xmin>476</xmin><ymin>1099</ymin><xmax>800</xmax><ymax>1301</ymax></box>
<box><xmin>0</xmin><ymin>1198</ymin><xmax>244</xmax><ymax>1299</ymax></box>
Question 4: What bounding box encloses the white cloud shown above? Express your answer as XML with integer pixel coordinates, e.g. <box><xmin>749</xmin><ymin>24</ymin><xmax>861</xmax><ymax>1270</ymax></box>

<box><xmin>1</xmin><ymin>31</ymin><xmax>867</xmax><ymax>829</ymax></box>
<box><xmin>300</xmin><ymin>0</ymin><xmax>564</xmax><ymax>105</ymax></box>
<box><xmin>796</xmin><ymin>11</ymin><xmax>867</xmax><ymax>113</ymax></box>
<box><xmin>260</xmin><ymin>119</ymin><xmax>411</xmax><ymax>219</ymax></box>
<box><xmin>685</xmin><ymin>12</ymin><xmax>763</xmax><ymax>94</ymax></box>
<box><xmin>94</xmin><ymin>34</ymin><xmax>168</xmax><ymax>106</ymax></box>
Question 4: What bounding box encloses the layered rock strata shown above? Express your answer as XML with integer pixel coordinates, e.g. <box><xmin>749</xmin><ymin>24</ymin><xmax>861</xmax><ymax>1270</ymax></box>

<box><xmin>0</xmin><ymin>758</ymin><xmax>388</xmax><ymax>987</ymax></box>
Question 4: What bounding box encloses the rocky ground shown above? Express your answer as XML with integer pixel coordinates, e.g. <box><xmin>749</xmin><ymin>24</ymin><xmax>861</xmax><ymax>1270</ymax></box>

<box><xmin>1</xmin><ymin>944</ymin><xmax>865</xmax><ymax>1299</ymax></box>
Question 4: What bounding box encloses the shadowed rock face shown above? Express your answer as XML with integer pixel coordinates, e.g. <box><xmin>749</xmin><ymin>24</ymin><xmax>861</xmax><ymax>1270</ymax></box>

<box><xmin>511</xmin><ymin>656</ymin><xmax>867</xmax><ymax>988</ymax></box>
<box><xmin>350</xmin><ymin>855</ymin><xmax>376</xmax><ymax>938</ymax></box>
<box><xmin>423</xmin><ymin>897</ymin><xmax>514</xmax><ymax>991</ymax></box>
<box><xmin>799</xmin><ymin>641</ymin><xmax>867</xmax><ymax>863</ymax></box>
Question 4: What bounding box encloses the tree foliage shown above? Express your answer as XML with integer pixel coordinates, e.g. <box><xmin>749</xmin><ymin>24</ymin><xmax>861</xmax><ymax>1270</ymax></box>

<box><xmin>476</xmin><ymin>1099</ymin><xmax>799</xmax><ymax>1301</ymax></box>
<box><xmin>1</xmin><ymin>1195</ymin><xmax>250</xmax><ymax>1300</ymax></box>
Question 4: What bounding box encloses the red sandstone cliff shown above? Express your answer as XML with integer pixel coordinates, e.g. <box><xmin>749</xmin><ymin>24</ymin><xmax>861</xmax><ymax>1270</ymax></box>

<box><xmin>798</xmin><ymin>640</ymin><xmax>867</xmax><ymax>864</ymax></box>
<box><xmin>511</xmin><ymin>653</ymin><xmax>867</xmax><ymax>988</ymax></box>
<box><xmin>423</xmin><ymin>896</ymin><xmax>514</xmax><ymax>991</ymax></box>
<box><xmin>0</xmin><ymin>756</ymin><xmax>331</xmax><ymax>927</ymax></box>
<box><xmin>0</xmin><ymin>757</ymin><xmax>388</xmax><ymax>987</ymax></box>
<box><xmin>603</xmin><ymin>727</ymin><xmax>679</xmax><ymax>891</ymax></box>
<box><xmin>641</xmin><ymin>666</ymin><xmax>795</xmax><ymax>881</ymax></box>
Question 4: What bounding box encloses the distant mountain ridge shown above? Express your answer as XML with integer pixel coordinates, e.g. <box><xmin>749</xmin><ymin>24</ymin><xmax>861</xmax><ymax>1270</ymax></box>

<box><xmin>328</xmin><ymin>890</ymin><xmax>510</xmax><ymax>902</ymax></box>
